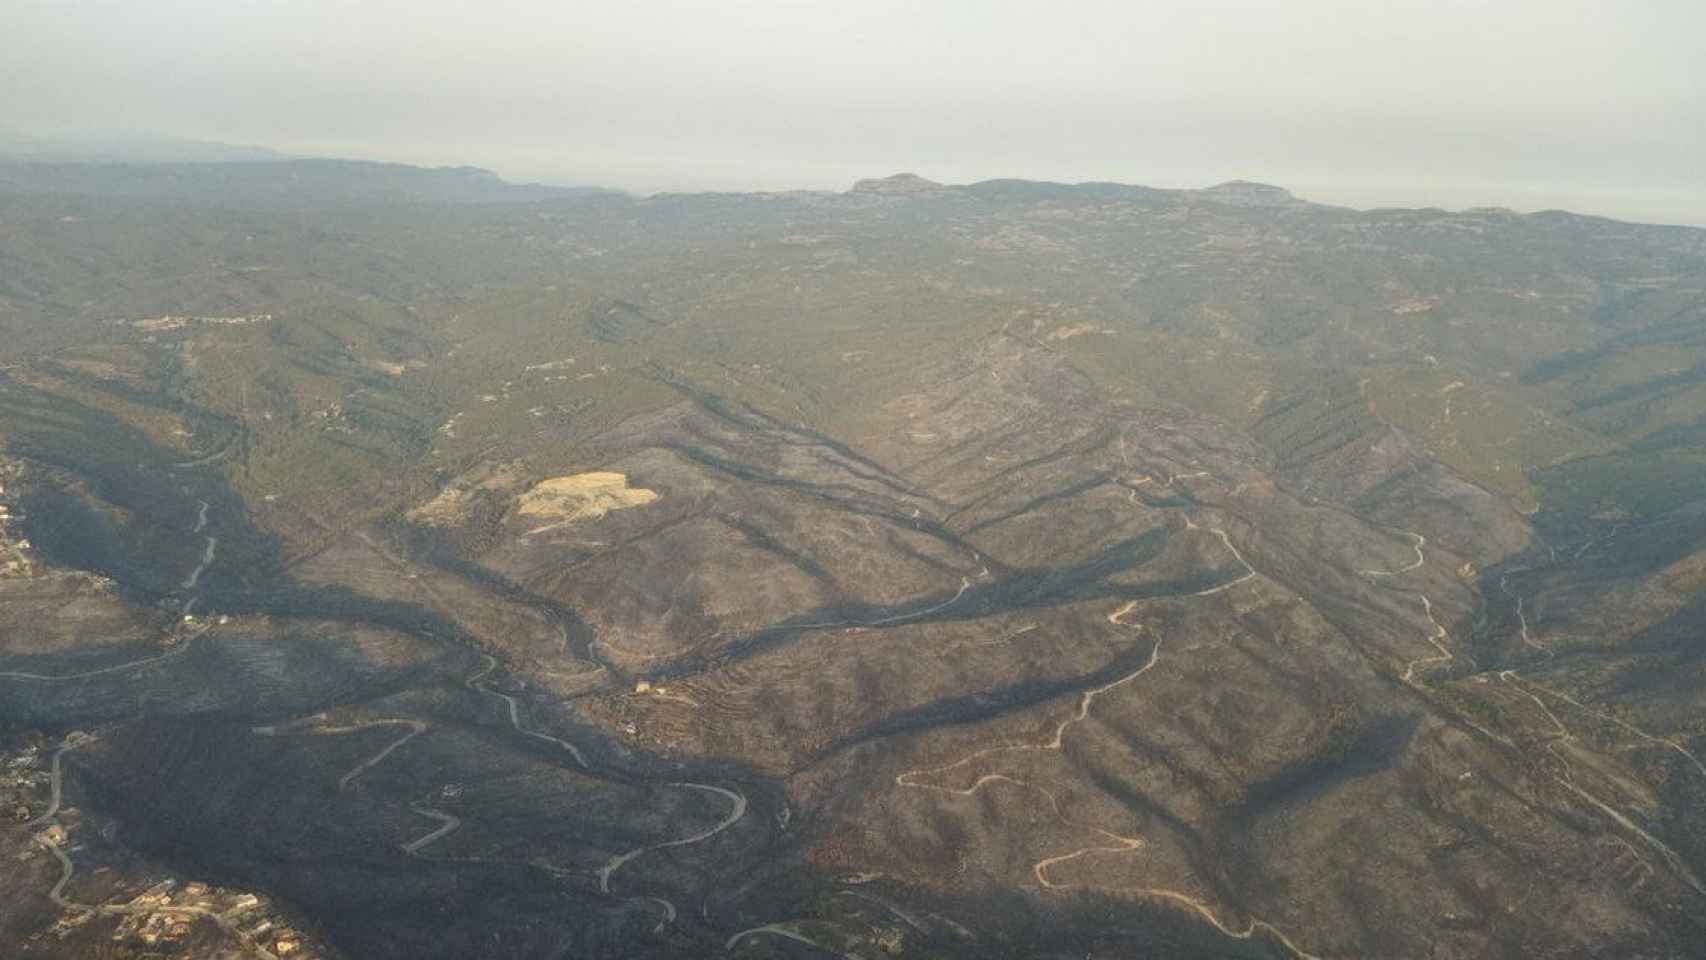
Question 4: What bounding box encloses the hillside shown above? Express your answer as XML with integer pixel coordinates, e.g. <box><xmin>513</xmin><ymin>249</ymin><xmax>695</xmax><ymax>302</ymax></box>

<box><xmin>1</xmin><ymin>161</ymin><xmax>1703</xmax><ymax>960</ymax></box>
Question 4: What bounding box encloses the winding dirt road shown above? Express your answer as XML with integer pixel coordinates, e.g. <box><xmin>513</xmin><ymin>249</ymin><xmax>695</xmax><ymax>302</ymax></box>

<box><xmin>788</xmin><ymin>577</ymin><xmax>974</xmax><ymax>633</ymax></box>
<box><xmin>1358</xmin><ymin>530</ymin><xmax>1425</xmax><ymax>577</ymax></box>
<box><xmin>429</xmin><ymin>653</ymin><xmax>750</xmax><ymax>934</ymax></box>
<box><xmin>1356</xmin><ymin>528</ymin><xmax>1461</xmax><ymax>685</ymax></box>
<box><xmin>2</xmin><ymin>497</ymin><xmax>220</xmax><ymax>681</ymax></box>
<box><xmin>895</xmin><ymin>627</ymin><xmax>1162</xmax><ymax>792</ymax></box>
<box><xmin>1522</xmin><ymin>680</ymin><xmax>1706</xmax><ymax>782</ymax></box>
<box><xmin>21</xmin><ymin>739</ymin><xmax>75</xmax><ymax>828</ymax></box>
<box><xmin>1399</xmin><ymin>594</ymin><xmax>1454</xmax><ymax>684</ymax></box>
<box><xmin>181</xmin><ymin>500</ymin><xmax>218</xmax><ymax>590</ymax></box>
<box><xmin>589</xmin><ymin>780</ymin><xmax>747</xmax><ymax>938</ymax></box>
<box><xmin>1497</xmin><ymin>566</ymin><xmax>1551</xmax><ymax>657</ymax></box>
<box><xmin>597</xmin><ymin>782</ymin><xmax>747</xmax><ymax>893</ymax></box>
<box><xmin>36</xmin><ymin>837</ymin><xmax>281</xmax><ymax>960</ymax></box>
<box><xmin>1498</xmin><ymin>670</ymin><xmax>1706</xmax><ymax>897</ymax></box>
<box><xmin>1179</xmin><ymin>516</ymin><xmax>1257</xmax><ymax>597</ymax></box>
<box><xmin>897</xmin><ymin>516</ymin><xmax>1249</xmax><ymax>793</ymax></box>
<box><xmin>1119</xmin><ymin>887</ymin><xmax>1323</xmax><ymax>960</ymax></box>
<box><xmin>400</xmin><ymin>803</ymin><xmax>461</xmax><ymax>855</ymax></box>
<box><xmin>466</xmin><ymin>654</ymin><xmax>588</xmax><ymax>768</ymax></box>
<box><xmin>891</xmin><ymin>514</ymin><xmax>1321</xmax><ymax>958</ymax></box>
<box><xmin>251</xmin><ymin>717</ymin><xmax>429</xmax><ymax>792</ymax></box>
<box><xmin>20</xmin><ymin>735</ymin><xmax>279</xmax><ymax>958</ymax></box>
<box><xmin>725</xmin><ymin>921</ymin><xmax>851</xmax><ymax>957</ymax></box>
<box><xmin>0</xmin><ymin>637</ymin><xmax>197</xmax><ymax>681</ymax></box>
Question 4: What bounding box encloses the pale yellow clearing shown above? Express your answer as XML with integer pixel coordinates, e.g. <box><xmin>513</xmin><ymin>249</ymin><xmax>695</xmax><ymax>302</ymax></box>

<box><xmin>518</xmin><ymin>472</ymin><xmax>657</xmax><ymax>533</ymax></box>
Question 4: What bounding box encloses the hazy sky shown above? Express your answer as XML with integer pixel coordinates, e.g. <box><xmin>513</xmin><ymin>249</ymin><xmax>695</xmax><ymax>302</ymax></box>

<box><xmin>6</xmin><ymin>0</ymin><xmax>1703</xmax><ymax>223</ymax></box>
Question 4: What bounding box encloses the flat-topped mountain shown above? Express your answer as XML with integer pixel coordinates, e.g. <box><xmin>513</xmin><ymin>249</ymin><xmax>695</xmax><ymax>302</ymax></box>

<box><xmin>1196</xmin><ymin>179</ymin><xmax>1303</xmax><ymax>206</ymax></box>
<box><xmin>850</xmin><ymin>171</ymin><xmax>948</xmax><ymax>195</ymax></box>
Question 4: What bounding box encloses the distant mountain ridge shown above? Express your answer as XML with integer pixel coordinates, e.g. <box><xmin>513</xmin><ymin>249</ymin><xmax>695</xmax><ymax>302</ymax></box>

<box><xmin>0</xmin><ymin>130</ymin><xmax>291</xmax><ymax>164</ymax></box>
<box><xmin>0</xmin><ymin>156</ymin><xmax>619</xmax><ymax>207</ymax></box>
<box><xmin>850</xmin><ymin>171</ymin><xmax>1309</xmax><ymax>209</ymax></box>
<box><xmin>1</xmin><ymin>145</ymin><xmax>1689</xmax><ymax>230</ymax></box>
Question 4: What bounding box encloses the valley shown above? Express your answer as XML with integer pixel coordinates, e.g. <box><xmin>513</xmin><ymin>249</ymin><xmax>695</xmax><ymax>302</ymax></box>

<box><xmin>1</xmin><ymin>162</ymin><xmax>1704</xmax><ymax>958</ymax></box>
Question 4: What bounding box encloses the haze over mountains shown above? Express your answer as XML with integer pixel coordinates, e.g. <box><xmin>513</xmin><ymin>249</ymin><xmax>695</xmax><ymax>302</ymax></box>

<box><xmin>10</xmin><ymin>0</ymin><xmax>1703</xmax><ymax>222</ymax></box>
<box><xmin>1</xmin><ymin>155</ymin><xmax>1704</xmax><ymax>960</ymax></box>
<box><xmin>0</xmin><ymin>129</ymin><xmax>292</xmax><ymax>165</ymax></box>
<box><xmin>6</xmin><ymin>124</ymin><xmax>1701</xmax><ymax>227</ymax></box>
